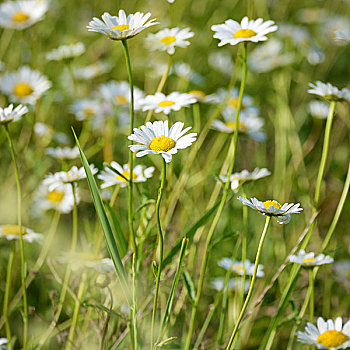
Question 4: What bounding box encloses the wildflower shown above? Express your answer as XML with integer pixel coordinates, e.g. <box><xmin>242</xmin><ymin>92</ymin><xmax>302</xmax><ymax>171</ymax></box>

<box><xmin>0</xmin><ymin>104</ymin><xmax>28</xmax><ymax>125</ymax></box>
<box><xmin>0</xmin><ymin>66</ymin><xmax>51</xmax><ymax>105</ymax></box>
<box><xmin>45</xmin><ymin>146</ymin><xmax>79</xmax><ymax>160</ymax></box>
<box><xmin>87</xmin><ymin>9</ymin><xmax>158</xmax><ymax>40</ymax></box>
<box><xmin>211</xmin><ymin>277</ymin><xmax>250</xmax><ymax>293</ymax></box>
<box><xmin>218</xmin><ymin>258</ymin><xmax>264</xmax><ymax>277</ymax></box>
<box><xmin>128</xmin><ymin>120</ymin><xmax>197</xmax><ymax>163</ymax></box>
<box><xmin>188</xmin><ymin>90</ymin><xmax>216</xmax><ymax>104</ymax></box>
<box><xmin>98</xmin><ymin>161</ymin><xmax>155</xmax><ymax>189</ymax></box>
<box><xmin>146</xmin><ymin>27</ymin><xmax>194</xmax><ymax>55</ymax></box>
<box><xmin>220</xmin><ymin>168</ymin><xmax>271</xmax><ymax>191</ymax></box>
<box><xmin>73</xmin><ymin>62</ymin><xmax>113</xmax><ymax>80</ymax></box>
<box><xmin>296</xmin><ymin>317</ymin><xmax>350</xmax><ymax>349</ymax></box>
<box><xmin>140</xmin><ymin>92</ymin><xmax>196</xmax><ymax>115</ymax></box>
<box><xmin>309</xmin><ymin>100</ymin><xmax>330</xmax><ymax>119</ymax></box>
<box><xmin>208</xmin><ymin>51</ymin><xmax>234</xmax><ymax>76</ymax></box>
<box><xmin>0</xmin><ymin>0</ymin><xmax>48</xmax><ymax>30</ymax></box>
<box><xmin>171</xmin><ymin>62</ymin><xmax>205</xmax><ymax>84</ymax></box>
<box><xmin>322</xmin><ymin>15</ymin><xmax>350</xmax><ymax>44</ymax></box>
<box><xmin>46</xmin><ymin>42</ymin><xmax>85</xmax><ymax>61</ymax></box>
<box><xmin>289</xmin><ymin>250</ymin><xmax>334</xmax><ymax>267</ymax></box>
<box><xmin>237</xmin><ymin>197</ymin><xmax>303</xmax><ymax>224</ymax></box>
<box><xmin>334</xmin><ymin>29</ymin><xmax>350</xmax><ymax>44</ymax></box>
<box><xmin>0</xmin><ymin>338</ymin><xmax>8</xmax><ymax>350</ymax></box>
<box><xmin>333</xmin><ymin>260</ymin><xmax>350</xmax><ymax>281</ymax></box>
<box><xmin>212</xmin><ymin>16</ymin><xmax>278</xmax><ymax>47</ymax></box>
<box><xmin>308</xmin><ymin>81</ymin><xmax>350</xmax><ymax>102</ymax></box>
<box><xmin>0</xmin><ymin>225</ymin><xmax>42</xmax><ymax>243</ymax></box>
<box><xmin>71</xmin><ymin>98</ymin><xmax>105</xmax><ymax>121</ymax></box>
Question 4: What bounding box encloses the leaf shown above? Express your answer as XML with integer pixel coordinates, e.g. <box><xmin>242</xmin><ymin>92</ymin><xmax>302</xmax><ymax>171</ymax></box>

<box><xmin>152</xmin><ymin>261</ymin><xmax>158</xmax><ymax>279</ymax></box>
<box><xmin>82</xmin><ymin>302</ymin><xmax>128</xmax><ymax>321</ymax></box>
<box><xmin>155</xmin><ymin>337</ymin><xmax>178</xmax><ymax>348</ymax></box>
<box><xmin>183</xmin><ymin>270</ymin><xmax>196</xmax><ymax>304</ymax></box>
<box><xmin>103</xmin><ymin>161</ymin><xmax>129</xmax><ymax>182</ymax></box>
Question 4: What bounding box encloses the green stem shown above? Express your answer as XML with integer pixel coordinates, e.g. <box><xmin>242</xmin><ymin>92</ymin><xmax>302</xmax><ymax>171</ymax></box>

<box><xmin>225</xmin><ymin>216</ymin><xmax>271</xmax><ymax>350</ymax></box>
<box><xmin>240</xmin><ymin>191</ymin><xmax>248</xmax><ymax>310</ymax></box>
<box><xmin>150</xmin><ymin>158</ymin><xmax>167</xmax><ymax>349</ymax></box>
<box><xmin>184</xmin><ymin>42</ymin><xmax>248</xmax><ymax>350</ymax></box>
<box><xmin>308</xmin><ymin>269</ymin><xmax>314</xmax><ymax>323</ymax></box>
<box><xmin>4</xmin><ymin>124</ymin><xmax>28</xmax><ymax>350</ymax></box>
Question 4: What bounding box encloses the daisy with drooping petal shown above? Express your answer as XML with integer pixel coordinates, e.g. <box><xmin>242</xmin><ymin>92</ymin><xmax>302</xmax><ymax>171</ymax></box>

<box><xmin>0</xmin><ymin>66</ymin><xmax>51</xmax><ymax>105</ymax></box>
<box><xmin>308</xmin><ymin>81</ymin><xmax>350</xmax><ymax>102</ymax></box>
<box><xmin>220</xmin><ymin>168</ymin><xmax>271</xmax><ymax>191</ymax></box>
<box><xmin>296</xmin><ymin>317</ymin><xmax>350</xmax><ymax>349</ymax></box>
<box><xmin>309</xmin><ymin>100</ymin><xmax>330</xmax><ymax>119</ymax></box>
<box><xmin>237</xmin><ymin>197</ymin><xmax>303</xmax><ymax>224</ymax></box>
<box><xmin>128</xmin><ymin>120</ymin><xmax>197</xmax><ymax>163</ymax></box>
<box><xmin>45</xmin><ymin>146</ymin><xmax>80</xmax><ymax>160</ymax></box>
<box><xmin>211</xmin><ymin>277</ymin><xmax>250</xmax><ymax>293</ymax></box>
<box><xmin>87</xmin><ymin>10</ymin><xmax>158</xmax><ymax>40</ymax></box>
<box><xmin>0</xmin><ymin>0</ymin><xmax>48</xmax><ymax>30</ymax></box>
<box><xmin>146</xmin><ymin>27</ymin><xmax>194</xmax><ymax>55</ymax></box>
<box><xmin>46</xmin><ymin>42</ymin><xmax>85</xmax><ymax>61</ymax></box>
<box><xmin>218</xmin><ymin>258</ymin><xmax>265</xmax><ymax>277</ymax></box>
<box><xmin>0</xmin><ymin>225</ymin><xmax>42</xmax><ymax>243</ymax></box>
<box><xmin>289</xmin><ymin>250</ymin><xmax>334</xmax><ymax>267</ymax></box>
<box><xmin>0</xmin><ymin>104</ymin><xmax>28</xmax><ymax>125</ymax></box>
<box><xmin>212</xmin><ymin>16</ymin><xmax>278</xmax><ymax>47</ymax></box>
<box><xmin>98</xmin><ymin>161</ymin><xmax>155</xmax><ymax>189</ymax></box>
<box><xmin>140</xmin><ymin>92</ymin><xmax>197</xmax><ymax>115</ymax></box>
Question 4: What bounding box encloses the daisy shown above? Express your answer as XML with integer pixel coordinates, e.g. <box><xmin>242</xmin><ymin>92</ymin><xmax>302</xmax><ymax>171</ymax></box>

<box><xmin>87</xmin><ymin>10</ymin><xmax>158</xmax><ymax>40</ymax></box>
<box><xmin>308</xmin><ymin>81</ymin><xmax>350</xmax><ymax>102</ymax></box>
<box><xmin>309</xmin><ymin>100</ymin><xmax>330</xmax><ymax>119</ymax></box>
<box><xmin>218</xmin><ymin>258</ymin><xmax>264</xmax><ymax>277</ymax></box>
<box><xmin>46</xmin><ymin>42</ymin><xmax>85</xmax><ymax>61</ymax></box>
<box><xmin>45</xmin><ymin>146</ymin><xmax>80</xmax><ymax>160</ymax></box>
<box><xmin>211</xmin><ymin>16</ymin><xmax>278</xmax><ymax>47</ymax></box>
<box><xmin>73</xmin><ymin>62</ymin><xmax>113</xmax><ymax>80</ymax></box>
<box><xmin>140</xmin><ymin>92</ymin><xmax>197</xmax><ymax>115</ymax></box>
<box><xmin>0</xmin><ymin>338</ymin><xmax>8</xmax><ymax>350</ymax></box>
<box><xmin>0</xmin><ymin>66</ymin><xmax>51</xmax><ymax>105</ymax></box>
<box><xmin>98</xmin><ymin>161</ymin><xmax>155</xmax><ymax>189</ymax></box>
<box><xmin>0</xmin><ymin>0</ymin><xmax>48</xmax><ymax>30</ymax></box>
<box><xmin>0</xmin><ymin>224</ymin><xmax>42</xmax><ymax>243</ymax></box>
<box><xmin>289</xmin><ymin>250</ymin><xmax>334</xmax><ymax>267</ymax></box>
<box><xmin>71</xmin><ymin>98</ymin><xmax>106</xmax><ymax>121</ymax></box>
<box><xmin>188</xmin><ymin>90</ymin><xmax>216</xmax><ymax>104</ymax></box>
<box><xmin>208</xmin><ymin>52</ymin><xmax>234</xmax><ymax>76</ymax></box>
<box><xmin>146</xmin><ymin>27</ymin><xmax>194</xmax><ymax>55</ymax></box>
<box><xmin>334</xmin><ymin>29</ymin><xmax>350</xmax><ymax>44</ymax></box>
<box><xmin>296</xmin><ymin>317</ymin><xmax>350</xmax><ymax>349</ymax></box>
<box><xmin>172</xmin><ymin>62</ymin><xmax>205</xmax><ymax>84</ymax></box>
<box><xmin>237</xmin><ymin>197</ymin><xmax>303</xmax><ymax>224</ymax></box>
<box><xmin>220</xmin><ymin>168</ymin><xmax>271</xmax><ymax>191</ymax></box>
<box><xmin>128</xmin><ymin>120</ymin><xmax>197</xmax><ymax>163</ymax></box>
<box><xmin>0</xmin><ymin>104</ymin><xmax>28</xmax><ymax>125</ymax></box>
<box><xmin>211</xmin><ymin>277</ymin><xmax>250</xmax><ymax>293</ymax></box>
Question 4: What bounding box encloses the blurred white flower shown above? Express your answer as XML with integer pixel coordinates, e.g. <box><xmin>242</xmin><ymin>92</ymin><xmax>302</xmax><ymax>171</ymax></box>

<box><xmin>333</xmin><ymin>260</ymin><xmax>350</xmax><ymax>281</ymax></box>
<box><xmin>308</xmin><ymin>81</ymin><xmax>350</xmax><ymax>102</ymax></box>
<box><xmin>73</xmin><ymin>62</ymin><xmax>113</xmax><ymax>80</ymax></box>
<box><xmin>46</xmin><ymin>42</ymin><xmax>85</xmax><ymax>61</ymax></box>
<box><xmin>188</xmin><ymin>90</ymin><xmax>216</xmax><ymax>104</ymax></box>
<box><xmin>208</xmin><ymin>51</ymin><xmax>234</xmax><ymax>76</ymax></box>
<box><xmin>211</xmin><ymin>277</ymin><xmax>250</xmax><ymax>292</ymax></box>
<box><xmin>171</xmin><ymin>62</ymin><xmax>205</xmax><ymax>84</ymax></box>
<box><xmin>289</xmin><ymin>250</ymin><xmax>334</xmax><ymax>267</ymax></box>
<box><xmin>71</xmin><ymin>98</ymin><xmax>107</xmax><ymax>121</ymax></box>
<box><xmin>45</xmin><ymin>146</ymin><xmax>80</xmax><ymax>160</ymax></box>
<box><xmin>0</xmin><ymin>104</ymin><xmax>28</xmax><ymax>125</ymax></box>
<box><xmin>334</xmin><ymin>29</ymin><xmax>350</xmax><ymax>44</ymax></box>
<box><xmin>218</xmin><ymin>258</ymin><xmax>264</xmax><ymax>277</ymax></box>
<box><xmin>309</xmin><ymin>100</ymin><xmax>329</xmax><ymax>119</ymax></box>
<box><xmin>0</xmin><ymin>225</ymin><xmax>42</xmax><ymax>243</ymax></box>
<box><xmin>0</xmin><ymin>338</ymin><xmax>8</xmax><ymax>350</ymax></box>
<box><xmin>322</xmin><ymin>15</ymin><xmax>350</xmax><ymax>44</ymax></box>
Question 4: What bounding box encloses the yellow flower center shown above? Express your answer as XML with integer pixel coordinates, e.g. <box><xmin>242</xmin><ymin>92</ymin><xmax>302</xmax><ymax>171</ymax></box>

<box><xmin>189</xmin><ymin>90</ymin><xmax>206</xmax><ymax>98</ymax></box>
<box><xmin>317</xmin><ymin>330</ymin><xmax>349</xmax><ymax>348</ymax></box>
<box><xmin>160</xmin><ymin>36</ymin><xmax>177</xmax><ymax>45</ymax></box>
<box><xmin>116</xmin><ymin>171</ymin><xmax>137</xmax><ymax>183</ymax></box>
<box><xmin>225</xmin><ymin>121</ymin><xmax>247</xmax><ymax>132</ymax></box>
<box><xmin>158</xmin><ymin>100</ymin><xmax>175</xmax><ymax>107</ymax></box>
<box><xmin>12</xmin><ymin>11</ymin><xmax>30</xmax><ymax>23</ymax></box>
<box><xmin>112</xmin><ymin>24</ymin><xmax>129</xmax><ymax>31</ymax></box>
<box><xmin>13</xmin><ymin>82</ymin><xmax>33</xmax><ymax>97</ymax></box>
<box><xmin>233</xmin><ymin>29</ymin><xmax>257</xmax><ymax>39</ymax></box>
<box><xmin>46</xmin><ymin>190</ymin><xmax>65</xmax><ymax>203</ymax></box>
<box><xmin>83</xmin><ymin>108</ymin><xmax>95</xmax><ymax>116</ymax></box>
<box><xmin>149</xmin><ymin>135</ymin><xmax>176</xmax><ymax>152</ymax></box>
<box><xmin>115</xmin><ymin>95</ymin><xmax>128</xmax><ymax>105</ymax></box>
<box><xmin>228</xmin><ymin>97</ymin><xmax>245</xmax><ymax>109</ymax></box>
<box><xmin>2</xmin><ymin>225</ymin><xmax>27</xmax><ymax>236</ymax></box>
<box><xmin>263</xmin><ymin>200</ymin><xmax>281</xmax><ymax>210</ymax></box>
<box><xmin>302</xmin><ymin>257</ymin><xmax>316</xmax><ymax>263</ymax></box>
<box><xmin>232</xmin><ymin>264</ymin><xmax>244</xmax><ymax>272</ymax></box>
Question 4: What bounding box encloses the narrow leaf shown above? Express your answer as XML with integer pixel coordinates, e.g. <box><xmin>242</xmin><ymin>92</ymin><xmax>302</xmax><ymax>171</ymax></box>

<box><xmin>183</xmin><ymin>270</ymin><xmax>196</xmax><ymax>304</ymax></box>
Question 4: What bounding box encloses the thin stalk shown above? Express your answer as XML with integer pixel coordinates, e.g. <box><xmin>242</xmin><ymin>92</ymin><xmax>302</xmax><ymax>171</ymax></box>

<box><xmin>184</xmin><ymin>42</ymin><xmax>248</xmax><ymax>350</ymax></box>
<box><xmin>150</xmin><ymin>158</ymin><xmax>167</xmax><ymax>349</ymax></box>
<box><xmin>225</xmin><ymin>216</ymin><xmax>271</xmax><ymax>350</ymax></box>
<box><xmin>240</xmin><ymin>191</ymin><xmax>248</xmax><ymax>310</ymax></box>
<box><xmin>308</xmin><ymin>269</ymin><xmax>314</xmax><ymax>323</ymax></box>
<box><xmin>4</xmin><ymin>124</ymin><xmax>28</xmax><ymax>350</ymax></box>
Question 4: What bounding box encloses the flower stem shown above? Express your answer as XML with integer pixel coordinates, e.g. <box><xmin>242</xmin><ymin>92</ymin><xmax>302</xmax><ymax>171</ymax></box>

<box><xmin>150</xmin><ymin>157</ymin><xmax>167</xmax><ymax>349</ymax></box>
<box><xmin>184</xmin><ymin>42</ymin><xmax>248</xmax><ymax>350</ymax></box>
<box><xmin>4</xmin><ymin>124</ymin><xmax>28</xmax><ymax>350</ymax></box>
<box><xmin>308</xmin><ymin>269</ymin><xmax>314</xmax><ymax>323</ymax></box>
<box><xmin>225</xmin><ymin>216</ymin><xmax>271</xmax><ymax>350</ymax></box>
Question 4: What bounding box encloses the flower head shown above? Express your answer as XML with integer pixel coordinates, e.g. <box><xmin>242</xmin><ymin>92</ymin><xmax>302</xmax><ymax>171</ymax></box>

<box><xmin>45</xmin><ymin>146</ymin><xmax>79</xmax><ymax>160</ymax></box>
<box><xmin>212</xmin><ymin>16</ymin><xmax>278</xmax><ymax>46</ymax></box>
<box><xmin>308</xmin><ymin>81</ymin><xmax>350</xmax><ymax>102</ymax></box>
<box><xmin>129</xmin><ymin>120</ymin><xmax>197</xmax><ymax>163</ymax></box>
<box><xmin>0</xmin><ymin>104</ymin><xmax>28</xmax><ymax>125</ymax></box>
<box><xmin>87</xmin><ymin>10</ymin><xmax>158</xmax><ymax>40</ymax></box>
<box><xmin>289</xmin><ymin>250</ymin><xmax>334</xmax><ymax>267</ymax></box>
<box><xmin>218</xmin><ymin>258</ymin><xmax>264</xmax><ymax>277</ymax></box>
<box><xmin>332</xmin><ymin>260</ymin><xmax>350</xmax><ymax>282</ymax></box>
<box><xmin>211</xmin><ymin>277</ymin><xmax>250</xmax><ymax>293</ymax></box>
<box><xmin>0</xmin><ymin>338</ymin><xmax>8</xmax><ymax>350</ymax></box>
<box><xmin>46</xmin><ymin>42</ymin><xmax>85</xmax><ymax>61</ymax></box>
<box><xmin>0</xmin><ymin>224</ymin><xmax>42</xmax><ymax>243</ymax></box>
<box><xmin>296</xmin><ymin>317</ymin><xmax>350</xmax><ymax>349</ymax></box>
<box><xmin>309</xmin><ymin>100</ymin><xmax>330</xmax><ymax>119</ymax></box>
<box><xmin>334</xmin><ymin>29</ymin><xmax>350</xmax><ymax>44</ymax></box>
<box><xmin>237</xmin><ymin>196</ymin><xmax>303</xmax><ymax>224</ymax></box>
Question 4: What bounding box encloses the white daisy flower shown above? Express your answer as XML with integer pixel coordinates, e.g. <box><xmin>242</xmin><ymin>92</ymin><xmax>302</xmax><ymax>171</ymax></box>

<box><xmin>167</xmin><ymin>0</ymin><xmax>175</xmax><ymax>3</ymax></box>
<box><xmin>296</xmin><ymin>317</ymin><xmax>350</xmax><ymax>349</ymax></box>
<box><xmin>43</xmin><ymin>165</ymin><xmax>98</xmax><ymax>190</ymax></box>
<box><xmin>220</xmin><ymin>168</ymin><xmax>271</xmax><ymax>191</ymax></box>
<box><xmin>0</xmin><ymin>338</ymin><xmax>8</xmax><ymax>350</ymax></box>
<box><xmin>212</xmin><ymin>16</ymin><xmax>278</xmax><ymax>47</ymax></box>
<box><xmin>71</xmin><ymin>98</ymin><xmax>105</xmax><ymax>121</ymax></box>
<box><xmin>322</xmin><ymin>15</ymin><xmax>350</xmax><ymax>44</ymax></box>
<box><xmin>308</xmin><ymin>81</ymin><xmax>350</xmax><ymax>102</ymax></box>
<box><xmin>45</xmin><ymin>146</ymin><xmax>80</xmax><ymax>160</ymax></box>
<box><xmin>0</xmin><ymin>104</ymin><xmax>28</xmax><ymax>125</ymax></box>
<box><xmin>46</xmin><ymin>42</ymin><xmax>85</xmax><ymax>61</ymax></box>
<box><xmin>0</xmin><ymin>66</ymin><xmax>51</xmax><ymax>105</ymax></box>
<box><xmin>87</xmin><ymin>10</ymin><xmax>158</xmax><ymax>40</ymax></box>
<box><xmin>98</xmin><ymin>80</ymin><xmax>145</xmax><ymax>110</ymax></box>
<box><xmin>98</xmin><ymin>161</ymin><xmax>155</xmax><ymax>189</ymax></box>
<box><xmin>309</xmin><ymin>100</ymin><xmax>330</xmax><ymax>119</ymax></box>
<box><xmin>146</xmin><ymin>27</ymin><xmax>194</xmax><ymax>55</ymax></box>
<box><xmin>171</xmin><ymin>62</ymin><xmax>205</xmax><ymax>84</ymax></box>
<box><xmin>73</xmin><ymin>62</ymin><xmax>113</xmax><ymax>80</ymax></box>
<box><xmin>218</xmin><ymin>258</ymin><xmax>264</xmax><ymax>277</ymax></box>
<box><xmin>334</xmin><ymin>29</ymin><xmax>350</xmax><ymax>44</ymax></box>
<box><xmin>0</xmin><ymin>0</ymin><xmax>48</xmax><ymax>30</ymax></box>
<box><xmin>289</xmin><ymin>250</ymin><xmax>334</xmax><ymax>267</ymax></box>
<box><xmin>128</xmin><ymin>120</ymin><xmax>197</xmax><ymax>163</ymax></box>
<box><xmin>187</xmin><ymin>90</ymin><xmax>216</xmax><ymax>104</ymax></box>
<box><xmin>140</xmin><ymin>92</ymin><xmax>196</xmax><ymax>115</ymax></box>
<box><xmin>211</xmin><ymin>277</ymin><xmax>250</xmax><ymax>292</ymax></box>
<box><xmin>208</xmin><ymin>51</ymin><xmax>234</xmax><ymax>76</ymax></box>
<box><xmin>0</xmin><ymin>224</ymin><xmax>42</xmax><ymax>243</ymax></box>
<box><xmin>332</xmin><ymin>260</ymin><xmax>350</xmax><ymax>281</ymax></box>
<box><xmin>237</xmin><ymin>197</ymin><xmax>303</xmax><ymax>224</ymax></box>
